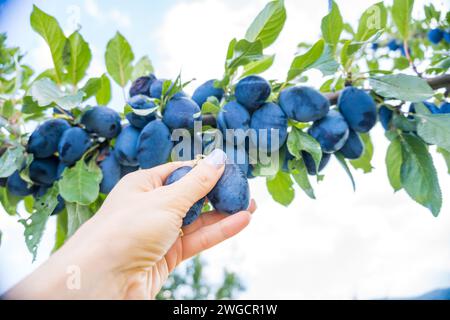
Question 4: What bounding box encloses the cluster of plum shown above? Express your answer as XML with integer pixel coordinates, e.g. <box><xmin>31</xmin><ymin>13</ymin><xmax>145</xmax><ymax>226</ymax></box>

<box><xmin>427</xmin><ymin>28</ymin><xmax>450</xmax><ymax>45</ymax></box>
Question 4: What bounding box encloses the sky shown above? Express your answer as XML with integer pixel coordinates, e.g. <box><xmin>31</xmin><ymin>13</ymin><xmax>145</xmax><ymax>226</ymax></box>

<box><xmin>0</xmin><ymin>0</ymin><xmax>449</xmax><ymax>299</ymax></box>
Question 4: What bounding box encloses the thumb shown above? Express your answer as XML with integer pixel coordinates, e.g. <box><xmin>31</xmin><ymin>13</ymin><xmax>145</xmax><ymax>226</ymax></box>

<box><xmin>163</xmin><ymin>149</ymin><xmax>227</xmax><ymax>205</ymax></box>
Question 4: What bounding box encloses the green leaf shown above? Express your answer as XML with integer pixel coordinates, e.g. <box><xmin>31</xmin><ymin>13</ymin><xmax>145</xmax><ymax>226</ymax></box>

<box><xmin>22</xmin><ymin>96</ymin><xmax>44</xmax><ymax>114</ymax></box>
<box><xmin>80</xmin><ymin>77</ymin><xmax>101</xmax><ymax>101</ymax></box>
<box><xmin>309</xmin><ymin>44</ymin><xmax>339</xmax><ymax>76</ymax></box>
<box><xmin>287</xmin><ymin>127</ymin><xmax>322</xmax><ymax>172</ymax></box>
<box><xmin>66</xmin><ymin>202</ymin><xmax>93</xmax><ymax>237</ymax></box>
<box><xmin>30</xmin><ymin>5</ymin><xmax>66</xmax><ymax>84</ymax></box>
<box><xmin>392</xmin><ymin>0</ymin><xmax>414</xmax><ymax>40</ymax></box>
<box><xmin>350</xmin><ymin>133</ymin><xmax>374</xmax><ymax>173</ymax></box>
<box><xmin>226</xmin><ymin>39</ymin><xmax>263</xmax><ymax>71</ymax></box>
<box><xmin>241</xmin><ymin>55</ymin><xmax>275</xmax><ymax>78</ymax></box>
<box><xmin>415</xmin><ymin>112</ymin><xmax>450</xmax><ymax>153</ymax></box>
<box><xmin>2</xmin><ymin>100</ymin><xmax>14</xmax><ymax>119</ymax></box>
<box><xmin>437</xmin><ymin>147</ymin><xmax>450</xmax><ymax>174</ymax></box>
<box><xmin>287</xmin><ymin>39</ymin><xmax>324</xmax><ymax>81</ymax></box>
<box><xmin>105</xmin><ymin>32</ymin><xmax>134</xmax><ymax>87</ymax></box>
<box><xmin>290</xmin><ymin>159</ymin><xmax>315</xmax><ymax>199</ymax></box>
<box><xmin>19</xmin><ymin>185</ymin><xmax>59</xmax><ymax>261</ymax></box>
<box><xmin>65</xmin><ymin>31</ymin><xmax>91</xmax><ymax>86</ymax></box>
<box><xmin>385</xmin><ymin>136</ymin><xmax>403</xmax><ymax>192</ymax></box>
<box><xmin>58</xmin><ymin>159</ymin><xmax>103</xmax><ymax>205</ymax></box>
<box><xmin>321</xmin><ymin>0</ymin><xmax>343</xmax><ymax>46</ymax></box>
<box><xmin>355</xmin><ymin>2</ymin><xmax>387</xmax><ymax>41</ymax></box>
<box><xmin>132</xmin><ymin>55</ymin><xmax>154</xmax><ymax>80</ymax></box>
<box><xmin>52</xmin><ymin>210</ymin><xmax>67</xmax><ymax>252</ymax></box>
<box><xmin>335</xmin><ymin>153</ymin><xmax>356</xmax><ymax>191</ymax></box>
<box><xmin>30</xmin><ymin>78</ymin><xmax>84</xmax><ymax>109</ymax></box>
<box><xmin>201</xmin><ymin>97</ymin><xmax>221</xmax><ymax>115</ymax></box>
<box><xmin>266</xmin><ymin>171</ymin><xmax>295</xmax><ymax>206</ymax></box>
<box><xmin>400</xmin><ymin>134</ymin><xmax>441</xmax><ymax>217</ymax></box>
<box><xmin>369</xmin><ymin>74</ymin><xmax>434</xmax><ymax>102</ymax></box>
<box><xmin>0</xmin><ymin>146</ymin><xmax>25</xmax><ymax>178</ymax></box>
<box><xmin>96</xmin><ymin>74</ymin><xmax>112</xmax><ymax>105</ymax></box>
<box><xmin>0</xmin><ymin>187</ymin><xmax>21</xmax><ymax>216</ymax></box>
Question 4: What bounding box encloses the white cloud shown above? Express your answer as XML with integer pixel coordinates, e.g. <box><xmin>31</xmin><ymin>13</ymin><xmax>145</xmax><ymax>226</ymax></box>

<box><xmin>83</xmin><ymin>0</ymin><xmax>131</xmax><ymax>28</ymax></box>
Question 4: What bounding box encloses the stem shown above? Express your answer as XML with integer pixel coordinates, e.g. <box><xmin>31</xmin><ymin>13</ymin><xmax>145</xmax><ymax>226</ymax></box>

<box><xmin>403</xmin><ymin>40</ymin><xmax>421</xmax><ymax>77</ymax></box>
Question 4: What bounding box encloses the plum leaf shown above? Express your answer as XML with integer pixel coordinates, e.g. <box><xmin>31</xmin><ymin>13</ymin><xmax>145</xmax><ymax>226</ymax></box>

<box><xmin>369</xmin><ymin>74</ymin><xmax>434</xmax><ymax>102</ymax></box>
<box><xmin>266</xmin><ymin>171</ymin><xmax>295</xmax><ymax>206</ymax></box>
<box><xmin>53</xmin><ymin>210</ymin><xmax>68</xmax><ymax>252</ymax></box>
<box><xmin>350</xmin><ymin>133</ymin><xmax>374</xmax><ymax>173</ymax></box>
<box><xmin>287</xmin><ymin>128</ymin><xmax>322</xmax><ymax>173</ymax></box>
<box><xmin>437</xmin><ymin>148</ymin><xmax>450</xmax><ymax>174</ymax></box>
<box><xmin>400</xmin><ymin>134</ymin><xmax>442</xmax><ymax>217</ymax></box>
<box><xmin>0</xmin><ymin>187</ymin><xmax>21</xmax><ymax>216</ymax></box>
<box><xmin>0</xmin><ymin>145</ymin><xmax>25</xmax><ymax>178</ymax></box>
<box><xmin>105</xmin><ymin>32</ymin><xmax>134</xmax><ymax>87</ymax></box>
<box><xmin>287</xmin><ymin>39</ymin><xmax>324</xmax><ymax>81</ymax></box>
<box><xmin>334</xmin><ymin>153</ymin><xmax>356</xmax><ymax>191</ymax></box>
<box><xmin>96</xmin><ymin>74</ymin><xmax>112</xmax><ymax>105</ymax></box>
<box><xmin>392</xmin><ymin>0</ymin><xmax>414</xmax><ymax>40</ymax></box>
<box><xmin>241</xmin><ymin>55</ymin><xmax>275</xmax><ymax>78</ymax></box>
<box><xmin>355</xmin><ymin>2</ymin><xmax>387</xmax><ymax>42</ymax></box>
<box><xmin>132</xmin><ymin>56</ymin><xmax>154</xmax><ymax>80</ymax></box>
<box><xmin>30</xmin><ymin>78</ymin><xmax>84</xmax><ymax>109</ymax></box>
<box><xmin>65</xmin><ymin>31</ymin><xmax>91</xmax><ymax>86</ymax></box>
<box><xmin>321</xmin><ymin>0</ymin><xmax>343</xmax><ymax>46</ymax></box>
<box><xmin>66</xmin><ymin>202</ymin><xmax>93</xmax><ymax>237</ymax></box>
<box><xmin>415</xmin><ymin>111</ymin><xmax>450</xmax><ymax>153</ymax></box>
<box><xmin>226</xmin><ymin>39</ymin><xmax>264</xmax><ymax>71</ymax></box>
<box><xmin>385</xmin><ymin>136</ymin><xmax>403</xmax><ymax>192</ymax></box>
<box><xmin>290</xmin><ymin>159</ymin><xmax>315</xmax><ymax>199</ymax></box>
<box><xmin>81</xmin><ymin>77</ymin><xmax>101</xmax><ymax>101</ymax></box>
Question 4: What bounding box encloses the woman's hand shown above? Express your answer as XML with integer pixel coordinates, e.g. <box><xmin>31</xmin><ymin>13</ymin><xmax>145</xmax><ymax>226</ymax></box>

<box><xmin>6</xmin><ymin>149</ymin><xmax>255</xmax><ymax>300</ymax></box>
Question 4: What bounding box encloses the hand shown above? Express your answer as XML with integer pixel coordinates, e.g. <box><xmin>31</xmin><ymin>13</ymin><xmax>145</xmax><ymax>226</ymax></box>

<box><xmin>6</xmin><ymin>149</ymin><xmax>255</xmax><ymax>300</ymax></box>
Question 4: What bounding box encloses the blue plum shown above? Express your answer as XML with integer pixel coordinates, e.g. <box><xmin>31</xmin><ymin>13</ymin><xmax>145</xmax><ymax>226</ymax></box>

<box><xmin>302</xmin><ymin>152</ymin><xmax>331</xmax><ymax>176</ymax></box>
<box><xmin>378</xmin><ymin>105</ymin><xmax>393</xmax><ymax>130</ymax></box>
<box><xmin>114</xmin><ymin>125</ymin><xmax>140</xmax><ymax>167</ymax></box>
<box><xmin>126</xmin><ymin>95</ymin><xmax>157</xmax><ymax>129</ymax></box>
<box><xmin>163</xmin><ymin>97</ymin><xmax>201</xmax><ymax>130</ymax></box>
<box><xmin>338</xmin><ymin>86</ymin><xmax>377</xmax><ymax>133</ymax></box>
<box><xmin>165</xmin><ymin>166</ymin><xmax>205</xmax><ymax>226</ymax></box>
<box><xmin>409</xmin><ymin>101</ymin><xmax>440</xmax><ymax>115</ymax></box>
<box><xmin>27</xmin><ymin>119</ymin><xmax>71</xmax><ymax>158</ymax></box>
<box><xmin>440</xmin><ymin>102</ymin><xmax>450</xmax><ymax>114</ymax></box>
<box><xmin>99</xmin><ymin>152</ymin><xmax>121</xmax><ymax>194</ymax></box>
<box><xmin>339</xmin><ymin>130</ymin><xmax>364</xmax><ymax>160</ymax></box>
<box><xmin>308</xmin><ymin>110</ymin><xmax>349</xmax><ymax>153</ymax></box>
<box><xmin>129</xmin><ymin>74</ymin><xmax>156</xmax><ymax>97</ymax></box>
<box><xmin>207</xmin><ymin>164</ymin><xmax>250</xmax><ymax>214</ymax></box>
<box><xmin>29</xmin><ymin>156</ymin><xmax>60</xmax><ymax>186</ymax></box>
<box><xmin>223</xmin><ymin>143</ymin><xmax>250</xmax><ymax>176</ymax></box>
<box><xmin>137</xmin><ymin>120</ymin><xmax>174</xmax><ymax>169</ymax></box>
<box><xmin>57</xmin><ymin>162</ymin><xmax>67</xmax><ymax>179</ymax></box>
<box><xmin>444</xmin><ymin>32</ymin><xmax>450</xmax><ymax>44</ymax></box>
<box><xmin>120</xmin><ymin>165</ymin><xmax>139</xmax><ymax>178</ymax></box>
<box><xmin>279</xmin><ymin>86</ymin><xmax>330</xmax><ymax>122</ymax></box>
<box><xmin>192</xmin><ymin>79</ymin><xmax>224</xmax><ymax>107</ymax></box>
<box><xmin>217</xmin><ymin>101</ymin><xmax>251</xmax><ymax>145</ymax></box>
<box><xmin>58</xmin><ymin>127</ymin><xmax>92</xmax><ymax>165</ymax></box>
<box><xmin>428</xmin><ymin>28</ymin><xmax>444</xmax><ymax>44</ymax></box>
<box><xmin>81</xmin><ymin>106</ymin><xmax>121</xmax><ymax>139</ymax></box>
<box><xmin>235</xmin><ymin>75</ymin><xmax>271</xmax><ymax>112</ymax></box>
<box><xmin>35</xmin><ymin>186</ymin><xmax>65</xmax><ymax>215</ymax></box>
<box><xmin>387</xmin><ymin>39</ymin><xmax>400</xmax><ymax>51</ymax></box>
<box><xmin>6</xmin><ymin>171</ymin><xmax>36</xmax><ymax>196</ymax></box>
<box><xmin>371</xmin><ymin>43</ymin><xmax>379</xmax><ymax>50</ymax></box>
<box><xmin>250</xmin><ymin>102</ymin><xmax>288</xmax><ymax>152</ymax></box>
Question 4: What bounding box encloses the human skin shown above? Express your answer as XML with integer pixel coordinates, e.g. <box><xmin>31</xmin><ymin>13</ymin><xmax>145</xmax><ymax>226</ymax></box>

<box><xmin>5</xmin><ymin>149</ymin><xmax>255</xmax><ymax>300</ymax></box>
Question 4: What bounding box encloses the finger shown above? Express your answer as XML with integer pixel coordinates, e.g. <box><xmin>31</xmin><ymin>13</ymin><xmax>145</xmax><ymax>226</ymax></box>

<box><xmin>182</xmin><ymin>211</ymin><xmax>252</xmax><ymax>260</ymax></box>
<box><xmin>163</xmin><ymin>149</ymin><xmax>226</xmax><ymax>204</ymax></box>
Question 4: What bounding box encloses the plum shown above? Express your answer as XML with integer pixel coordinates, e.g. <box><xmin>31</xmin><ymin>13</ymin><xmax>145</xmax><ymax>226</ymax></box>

<box><xmin>371</xmin><ymin>43</ymin><xmax>379</xmax><ymax>50</ymax></box>
<box><xmin>165</xmin><ymin>166</ymin><xmax>205</xmax><ymax>226</ymax></box>
<box><xmin>58</xmin><ymin>127</ymin><xmax>92</xmax><ymax>165</ymax></box>
<box><xmin>279</xmin><ymin>86</ymin><xmax>330</xmax><ymax>123</ymax></box>
<box><xmin>308</xmin><ymin>110</ymin><xmax>349</xmax><ymax>153</ymax></box>
<box><xmin>27</xmin><ymin>119</ymin><xmax>71</xmax><ymax>158</ymax></box>
<box><xmin>0</xmin><ymin>177</ymin><xmax>6</xmax><ymax>187</ymax></box>
<box><xmin>34</xmin><ymin>186</ymin><xmax>65</xmax><ymax>215</ymax></box>
<box><xmin>126</xmin><ymin>95</ymin><xmax>157</xmax><ymax>129</ymax></box>
<box><xmin>57</xmin><ymin>162</ymin><xmax>67</xmax><ymax>179</ymax></box>
<box><xmin>137</xmin><ymin>120</ymin><xmax>174</xmax><ymax>169</ymax></box>
<box><xmin>114</xmin><ymin>125</ymin><xmax>140</xmax><ymax>167</ymax></box>
<box><xmin>6</xmin><ymin>171</ymin><xmax>36</xmax><ymax>197</ymax></box>
<box><xmin>409</xmin><ymin>101</ymin><xmax>440</xmax><ymax>115</ymax></box>
<box><xmin>217</xmin><ymin>101</ymin><xmax>251</xmax><ymax>146</ymax></box>
<box><xmin>99</xmin><ymin>152</ymin><xmax>121</xmax><ymax>194</ymax></box>
<box><xmin>378</xmin><ymin>105</ymin><xmax>393</xmax><ymax>130</ymax></box>
<box><xmin>120</xmin><ymin>165</ymin><xmax>139</xmax><ymax>178</ymax></box>
<box><xmin>163</xmin><ymin>97</ymin><xmax>201</xmax><ymax>130</ymax></box>
<box><xmin>302</xmin><ymin>152</ymin><xmax>331</xmax><ymax>175</ymax></box>
<box><xmin>250</xmin><ymin>102</ymin><xmax>288</xmax><ymax>152</ymax></box>
<box><xmin>338</xmin><ymin>86</ymin><xmax>377</xmax><ymax>133</ymax></box>
<box><xmin>387</xmin><ymin>39</ymin><xmax>400</xmax><ymax>51</ymax></box>
<box><xmin>207</xmin><ymin>164</ymin><xmax>250</xmax><ymax>215</ymax></box>
<box><xmin>81</xmin><ymin>106</ymin><xmax>121</xmax><ymax>139</ymax></box>
<box><xmin>339</xmin><ymin>130</ymin><xmax>364</xmax><ymax>160</ymax></box>
<box><xmin>192</xmin><ymin>79</ymin><xmax>224</xmax><ymax>107</ymax></box>
<box><xmin>235</xmin><ymin>75</ymin><xmax>271</xmax><ymax>112</ymax></box>
<box><xmin>444</xmin><ymin>31</ymin><xmax>450</xmax><ymax>44</ymax></box>
<box><xmin>428</xmin><ymin>28</ymin><xmax>443</xmax><ymax>44</ymax></box>
<box><xmin>440</xmin><ymin>102</ymin><xmax>450</xmax><ymax>114</ymax></box>
<box><xmin>223</xmin><ymin>143</ymin><xmax>250</xmax><ymax>176</ymax></box>
<box><xmin>29</xmin><ymin>156</ymin><xmax>60</xmax><ymax>186</ymax></box>
<box><xmin>172</xmin><ymin>134</ymin><xmax>203</xmax><ymax>161</ymax></box>
<box><xmin>129</xmin><ymin>74</ymin><xmax>156</xmax><ymax>97</ymax></box>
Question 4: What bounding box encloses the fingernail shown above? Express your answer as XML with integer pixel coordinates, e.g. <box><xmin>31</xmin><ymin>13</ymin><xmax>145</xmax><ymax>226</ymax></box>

<box><xmin>204</xmin><ymin>149</ymin><xmax>227</xmax><ymax>169</ymax></box>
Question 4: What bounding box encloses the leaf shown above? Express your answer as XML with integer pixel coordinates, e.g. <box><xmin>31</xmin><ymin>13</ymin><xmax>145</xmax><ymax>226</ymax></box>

<box><xmin>21</xmin><ymin>96</ymin><xmax>44</xmax><ymax>114</ymax></box>
<box><xmin>350</xmin><ymin>133</ymin><xmax>374</xmax><ymax>173</ymax></box>
<box><xmin>287</xmin><ymin>39</ymin><xmax>324</xmax><ymax>81</ymax></box>
<box><xmin>369</xmin><ymin>74</ymin><xmax>434</xmax><ymax>102</ymax></box>
<box><xmin>400</xmin><ymin>134</ymin><xmax>441</xmax><ymax>217</ymax></box>
<box><xmin>0</xmin><ymin>146</ymin><xmax>25</xmax><ymax>178</ymax></box>
<box><xmin>19</xmin><ymin>185</ymin><xmax>59</xmax><ymax>261</ymax></box>
<box><xmin>201</xmin><ymin>97</ymin><xmax>221</xmax><ymax>115</ymax></box>
<box><xmin>52</xmin><ymin>210</ymin><xmax>67</xmax><ymax>252</ymax></box>
<box><xmin>245</xmin><ymin>0</ymin><xmax>286</xmax><ymax>49</ymax></box>
<box><xmin>2</xmin><ymin>100</ymin><xmax>14</xmax><ymax>119</ymax></box>
<box><xmin>290</xmin><ymin>159</ymin><xmax>315</xmax><ymax>199</ymax></box>
<box><xmin>0</xmin><ymin>187</ymin><xmax>22</xmax><ymax>216</ymax></box>
<box><xmin>355</xmin><ymin>2</ymin><xmax>387</xmax><ymax>41</ymax></box>
<box><xmin>65</xmin><ymin>31</ymin><xmax>91</xmax><ymax>86</ymax></box>
<box><xmin>30</xmin><ymin>5</ymin><xmax>66</xmax><ymax>84</ymax></box>
<box><xmin>437</xmin><ymin>147</ymin><xmax>450</xmax><ymax>174</ymax></box>
<box><xmin>30</xmin><ymin>78</ymin><xmax>84</xmax><ymax>109</ymax></box>
<box><xmin>321</xmin><ymin>0</ymin><xmax>343</xmax><ymax>46</ymax></box>
<box><xmin>309</xmin><ymin>44</ymin><xmax>339</xmax><ymax>76</ymax></box>
<box><xmin>415</xmin><ymin>112</ymin><xmax>450</xmax><ymax>153</ymax></box>
<box><xmin>266</xmin><ymin>171</ymin><xmax>295</xmax><ymax>206</ymax></box>
<box><xmin>132</xmin><ymin>56</ymin><xmax>154</xmax><ymax>80</ymax></box>
<box><xmin>334</xmin><ymin>153</ymin><xmax>356</xmax><ymax>191</ymax></box>
<box><xmin>241</xmin><ymin>55</ymin><xmax>275</xmax><ymax>78</ymax></box>
<box><xmin>66</xmin><ymin>202</ymin><xmax>93</xmax><ymax>237</ymax></box>
<box><xmin>96</xmin><ymin>74</ymin><xmax>112</xmax><ymax>105</ymax></box>
<box><xmin>80</xmin><ymin>77</ymin><xmax>101</xmax><ymax>101</ymax></box>
<box><xmin>58</xmin><ymin>159</ymin><xmax>103</xmax><ymax>205</ymax></box>
<box><xmin>287</xmin><ymin>127</ymin><xmax>322</xmax><ymax>172</ymax></box>
<box><xmin>392</xmin><ymin>0</ymin><xmax>414</xmax><ymax>40</ymax></box>
<box><xmin>385</xmin><ymin>137</ymin><xmax>403</xmax><ymax>192</ymax></box>
<box><xmin>105</xmin><ymin>32</ymin><xmax>134</xmax><ymax>87</ymax></box>
<box><xmin>226</xmin><ymin>39</ymin><xmax>263</xmax><ymax>71</ymax></box>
